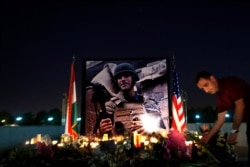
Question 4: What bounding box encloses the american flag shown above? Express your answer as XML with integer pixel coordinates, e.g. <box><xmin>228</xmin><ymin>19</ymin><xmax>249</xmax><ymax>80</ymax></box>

<box><xmin>171</xmin><ymin>66</ymin><xmax>186</xmax><ymax>132</ymax></box>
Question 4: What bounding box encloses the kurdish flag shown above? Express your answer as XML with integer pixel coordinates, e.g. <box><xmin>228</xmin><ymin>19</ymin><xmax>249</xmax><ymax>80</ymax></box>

<box><xmin>65</xmin><ymin>58</ymin><xmax>78</xmax><ymax>140</ymax></box>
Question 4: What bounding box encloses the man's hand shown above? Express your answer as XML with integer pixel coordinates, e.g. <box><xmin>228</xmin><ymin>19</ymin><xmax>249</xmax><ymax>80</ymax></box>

<box><xmin>129</xmin><ymin>121</ymin><xmax>147</xmax><ymax>135</ymax></box>
<box><xmin>201</xmin><ymin>112</ymin><xmax>226</xmax><ymax>144</ymax></box>
<box><xmin>99</xmin><ymin>118</ymin><xmax>113</xmax><ymax>133</ymax></box>
<box><xmin>105</xmin><ymin>100</ymin><xmax>117</xmax><ymax>114</ymax></box>
<box><xmin>227</xmin><ymin>133</ymin><xmax>238</xmax><ymax>145</ymax></box>
<box><xmin>200</xmin><ymin>133</ymin><xmax>211</xmax><ymax>144</ymax></box>
<box><xmin>105</xmin><ymin>96</ymin><xmax>125</xmax><ymax>114</ymax></box>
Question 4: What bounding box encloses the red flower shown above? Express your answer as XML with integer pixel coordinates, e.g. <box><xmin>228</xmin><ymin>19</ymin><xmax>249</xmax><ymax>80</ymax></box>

<box><xmin>164</xmin><ymin>130</ymin><xmax>190</xmax><ymax>159</ymax></box>
<box><xmin>36</xmin><ymin>142</ymin><xmax>54</xmax><ymax>158</ymax></box>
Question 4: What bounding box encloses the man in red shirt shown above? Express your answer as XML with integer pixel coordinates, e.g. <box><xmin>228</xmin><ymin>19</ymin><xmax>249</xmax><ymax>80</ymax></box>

<box><xmin>195</xmin><ymin>71</ymin><xmax>250</xmax><ymax>159</ymax></box>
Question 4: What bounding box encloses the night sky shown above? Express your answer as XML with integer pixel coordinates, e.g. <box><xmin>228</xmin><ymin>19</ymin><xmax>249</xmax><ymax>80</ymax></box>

<box><xmin>1</xmin><ymin>0</ymin><xmax>250</xmax><ymax>114</ymax></box>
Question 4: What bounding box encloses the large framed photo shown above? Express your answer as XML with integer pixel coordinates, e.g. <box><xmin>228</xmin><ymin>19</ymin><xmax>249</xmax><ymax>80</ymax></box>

<box><xmin>81</xmin><ymin>58</ymin><xmax>171</xmax><ymax>137</ymax></box>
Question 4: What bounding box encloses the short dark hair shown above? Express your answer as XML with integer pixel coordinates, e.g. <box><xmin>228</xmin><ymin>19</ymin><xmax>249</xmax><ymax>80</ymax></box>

<box><xmin>195</xmin><ymin>71</ymin><xmax>212</xmax><ymax>84</ymax></box>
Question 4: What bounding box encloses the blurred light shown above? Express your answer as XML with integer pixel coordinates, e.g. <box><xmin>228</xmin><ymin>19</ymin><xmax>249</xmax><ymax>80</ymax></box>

<box><xmin>52</xmin><ymin>140</ymin><xmax>58</xmax><ymax>145</ymax></box>
<box><xmin>48</xmin><ymin>117</ymin><xmax>54</xmax><ymax>121</ymax></box>
<box><xmin>77</xmin><ymin>117</ymin><xmax>81</xmax><ymax>121</ymax></box>
<box><xmin>1</xmin><ymin>119</ymin><xmax>6</xmax><ymax>123</ymax></box>
<box><xmin>225</xmin><ymin>113</ymin><xmax>230</xmax><ymax>118</ymax></box>
<box><xmin>16</xmin><ymin>117</ymin><xmax>22</xmax><ymax>121</ymax></box>
<box><xmin>141</xmin><ymin>113</ymin><xmax>160</xmax><ymax>133</ymax></box>
<box><xmin>8</xmin><ymin>124</ymin><xmax>18</xmax><ymax>126</ymax></box>
<box><xmin>195</xmin><ymin>114</ymin><xmax>200</xmax><ymax>119</ymax></box>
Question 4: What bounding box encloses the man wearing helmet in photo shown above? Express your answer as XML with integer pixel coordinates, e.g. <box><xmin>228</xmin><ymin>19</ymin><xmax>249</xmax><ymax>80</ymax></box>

<box><xmin>98</xmin><ymin>62</ymin><xmax>165</xmax><ymax>136</ymax></box>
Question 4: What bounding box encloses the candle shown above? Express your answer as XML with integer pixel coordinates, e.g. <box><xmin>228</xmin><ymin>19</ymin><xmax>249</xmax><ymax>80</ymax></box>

<box><xmin>185</xmin><ymin>141</ymin><xmax>193</xmax><ymax>146</ymax></box>
<box><xmin>113</xmin><ymin>135</ymin><xmax>124</xmax><ymax>142</ymax></box>
<box><xmin>52</xmin><ymin>140</ymin><xmax>58</xmax><ymax>145</ymax></box>
<box><xmin>37</xmin><ymin>134</ymin><xmax>41</xmax><ymax>142</ymax></box>
<box><xmin>30</xmin><ymin>137</ymin><xmax>36</xmax><ymax>144</ymax></box>
<box><xmin>90</xmin><ymin>141</ymin><xmax>99</xmax><ymax>149</ymax></box>
<box><xmin>149</xmin><ymin>136</ymin><xmax>158</xmax><ymax>143</ymax></box>
<box><xmin>102</xmin><ymin>133</ymin><xmax>108</xmax><ymax>141</ymax></box>
<box><xmin>57</xmin><ymin>143</ymin><xmax>64</xmax><ymax>147</ymax></box>
<box><xmin>133</xmin><ymin>132</ymin><xmax>141</xmax><ymax>148</ymax></box>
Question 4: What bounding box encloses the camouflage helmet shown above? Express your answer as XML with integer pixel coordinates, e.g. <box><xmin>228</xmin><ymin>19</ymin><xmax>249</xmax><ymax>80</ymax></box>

<box><xmin>113</xmin><ymin>63</ymin><xmax>139</xmax><ymax>81</ymax></box>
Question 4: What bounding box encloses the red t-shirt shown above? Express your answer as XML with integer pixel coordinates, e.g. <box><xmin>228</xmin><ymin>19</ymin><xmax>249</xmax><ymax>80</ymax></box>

<box><xmin>216</xmin><ymin>76</ymin><xmax>250</xmax><ymax>119</ymax></box>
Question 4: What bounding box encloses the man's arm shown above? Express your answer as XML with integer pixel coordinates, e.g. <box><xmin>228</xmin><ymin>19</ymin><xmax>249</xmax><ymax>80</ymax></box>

<box><xmin>232</xmin><ymin>98</ymin><xmax>245</xmax><ymax>130</ymax></box>
<box><xmin>227</xmin><ymin>98</ymin><xmax>245</xmax><ymax>144</ymax></box>
<box><xmin>201</xmin><ymin>111</ymin><xmax>226</xmax><ymax>144</ymax></box>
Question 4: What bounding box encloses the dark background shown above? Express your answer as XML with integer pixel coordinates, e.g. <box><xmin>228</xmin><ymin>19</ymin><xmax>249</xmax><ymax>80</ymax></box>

<box><xmin>1</xmin><ymin>0</ymin><xmax>250</xmax><ymax>114</ymax></box>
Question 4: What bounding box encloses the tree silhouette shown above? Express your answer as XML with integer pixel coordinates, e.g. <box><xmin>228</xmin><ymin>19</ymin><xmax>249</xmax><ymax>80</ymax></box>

<box><xmin>34</xmin><ymin>110</ymin><xmax>48</xmax><ymax>125</ymax></box>
<box><xmin>0</xmin><ymin>110</ymin><xmax>15</xmax><ymax>125</ymax></box>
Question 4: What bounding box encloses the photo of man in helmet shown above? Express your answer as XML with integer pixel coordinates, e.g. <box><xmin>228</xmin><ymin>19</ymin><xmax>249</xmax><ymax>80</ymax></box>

<box><xmin>96</xmin><ymin>62</ymin><xmax>167</xmax><ymax>136</ymax></box>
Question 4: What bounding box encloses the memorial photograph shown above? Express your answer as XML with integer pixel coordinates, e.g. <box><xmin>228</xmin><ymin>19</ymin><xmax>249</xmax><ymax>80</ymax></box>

<box><xmin>82</xmin><ymin>58</ymin><xmax>171</xmax><ymax>137</ymax></box>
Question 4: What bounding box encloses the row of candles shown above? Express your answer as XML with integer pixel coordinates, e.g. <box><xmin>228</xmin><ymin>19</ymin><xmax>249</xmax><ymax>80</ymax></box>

<box><xmin>25</xmin><ymin>134</ymin><xmax>58</xmax><ymax>146</ymax></box>
<box><xmin>25</xmin><ymin>132</ymin><xmax>161</xmax><ymax>149</ymax></box>
<box><xmin>73</xmin><ymin>132</ymin><xmax>161</xmax><ymax>150</ymax></box>
<box><xmin>24</xmin><ymin>132</ymin><xmax>200</xmax><ymax>152</ymax></box>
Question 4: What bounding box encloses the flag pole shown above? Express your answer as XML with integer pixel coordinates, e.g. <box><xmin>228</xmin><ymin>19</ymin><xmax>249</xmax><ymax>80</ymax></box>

<box><xmin>65</xmin><ymin>56</ymin><xmax>78</xmax><ymax>140</ymax></box>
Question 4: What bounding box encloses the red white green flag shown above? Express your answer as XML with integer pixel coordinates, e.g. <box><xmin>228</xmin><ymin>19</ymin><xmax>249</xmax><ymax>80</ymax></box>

<box><xmin>65</xmin><ymin>58</ymin><xmax>78</xmax><ymax>140</ymax></box>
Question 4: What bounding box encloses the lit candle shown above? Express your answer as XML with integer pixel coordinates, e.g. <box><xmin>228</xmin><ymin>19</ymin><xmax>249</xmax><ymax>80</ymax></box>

<box><xmin>114</xmin><ymin>135</ymin><xmax>124</xmax><ymax>142</ymax></box>
<box><xmin>52</xmin><ymin>140</ymin><xmax>58</xmax><ymax>145</ymax></box>
<box><xmin>185</xmin><ymin>141</ymin><xmax>193</xmax><ymax>159</ymax></box>
<box><xmin>185</xmin><ymin>141</ymin><xmax>193</xmax><ymax>146</ymax></box>
<box><xmin>30</xmin><ymin>137</ymin><xmax>36</xmax><ymax>144</ymax></box>
<box><xmin>144</xmin><ymin>140</ymin><xmax>149</xmax><ymax>146</ymax></box>
<box><xmin>90</xmin><ymin>141</ymin><xmax>99</xmax><ymax>149</ymax></box>
<box><xmin>57</xmin><ymin>143</ymin><xmax>64</xmax><ymax>147</ymax></box>
<box><xmin>149</xmin><ymin>136</ymin><xmax>158</xmax><ymax>143</ymax></box>
<box><xmin>102</xmin><ymin>133</ymin><xmax>108</xmax><ymax>141</ymax></box>
<box><xmin>37</xmin><ymin>134</ymin><xmax>41</xmax><ymax>142</ymax></box>
<box><xmin>133</xmin><ymin>132</ymin><xmax>141</xmax><ymax>148</ymax></box>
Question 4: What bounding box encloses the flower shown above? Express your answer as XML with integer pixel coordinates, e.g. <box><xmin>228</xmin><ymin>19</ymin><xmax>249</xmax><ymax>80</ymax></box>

<box><xmin>163</xmin><ymin>130</ymin><xmax>191</xmax><ymax>159</ymax></box>
<box><xmin>36</xmin><ymin>142</ymin><xmax>54</xmax><ymax>158</ymax></box>
<box><xmin>1</xmin><ymin>130</ymin><xmax>240</xmax><ymax>167</ymax></box>
<box><xmin>186</xmin><ymin>124</ymin><xmax>239</xmax><ymax>166</ymax></box>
